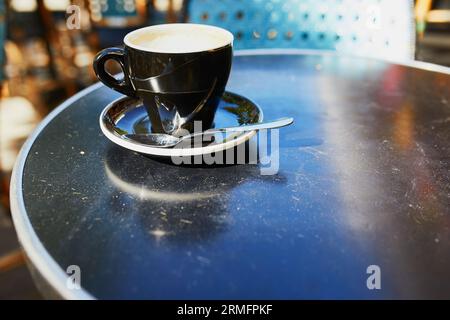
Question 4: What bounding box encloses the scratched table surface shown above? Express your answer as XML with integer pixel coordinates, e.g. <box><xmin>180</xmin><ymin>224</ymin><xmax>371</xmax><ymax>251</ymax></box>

<box><xmin>11</xmin><ymin>51</ymin><xmax>450</xmax><ymax>299</ymax></box>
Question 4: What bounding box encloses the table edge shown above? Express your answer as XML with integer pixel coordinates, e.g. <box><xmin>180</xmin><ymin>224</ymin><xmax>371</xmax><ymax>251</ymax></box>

<box><xmin>10</xmin><ymin>82</ymin><xmax>102</xmax><ymax>300</ymax></box>
<box><xmin>235</xmin><ymin>48</ymin><xmax>450</xmax><ymax>75</ymax></box>
<box><xmin>9</xmin><ymin>49</ymin><xmax>450</xmax><ymax>300</ymax></box>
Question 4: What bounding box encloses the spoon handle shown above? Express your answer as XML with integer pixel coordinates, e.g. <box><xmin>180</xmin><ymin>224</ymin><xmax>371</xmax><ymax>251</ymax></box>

<box><xmin>218</xmin><ymin>117</ymin><xmax>294</xmax><ymax>132</ymax></box>
<box><xmin>184</xmin><ymin>117</ymin><xmax>294</xmax><ymax>141</ymax></box>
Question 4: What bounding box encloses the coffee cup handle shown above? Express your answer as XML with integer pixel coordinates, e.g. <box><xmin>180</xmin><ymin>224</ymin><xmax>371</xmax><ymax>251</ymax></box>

<box><xmin>93</xmin><ymin>47</ymin><xmax>136</xmax><ymax>97</ymax></box>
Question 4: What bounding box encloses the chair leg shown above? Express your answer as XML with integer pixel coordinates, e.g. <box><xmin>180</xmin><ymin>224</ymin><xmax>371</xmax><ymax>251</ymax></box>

<box><xmin>0</xmin><ymin>83</ymin><xmax>9</xmax><ymax>212</ymax></box>
<box><xmin>0</xmin><ymin>176</ymin><xmax>9</xmax><ymax>213</ymax></box>
<box><xmin>0</xmin><ymin>250</ymin><xmax>25</xmax><ymax>273</ymax></box>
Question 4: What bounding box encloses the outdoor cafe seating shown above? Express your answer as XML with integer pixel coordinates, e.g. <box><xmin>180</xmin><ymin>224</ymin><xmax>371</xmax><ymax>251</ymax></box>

<box><xmin>0</xmin><ymin>0</ymin><xmax>449</xmax><ymax>302</ymax></box>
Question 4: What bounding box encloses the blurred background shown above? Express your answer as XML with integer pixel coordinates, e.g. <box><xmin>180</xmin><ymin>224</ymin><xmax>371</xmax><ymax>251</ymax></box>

<box><xmin>0</xmin><ymin>0</ymin><xmax>449</xmax><ymax>299</ymax></box>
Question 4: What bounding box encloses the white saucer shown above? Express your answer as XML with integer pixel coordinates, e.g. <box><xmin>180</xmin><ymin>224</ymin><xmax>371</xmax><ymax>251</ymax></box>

<box><xmin>99</xmin><ymin>92</ymin><xmax>263</xmax><ymax>157</ymax></box>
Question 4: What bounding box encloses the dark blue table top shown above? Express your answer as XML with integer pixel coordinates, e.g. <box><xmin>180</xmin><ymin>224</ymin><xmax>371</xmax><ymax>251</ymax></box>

<box><xmin>11</xmin><ymin>51</ymin><xmax>450</xmax><ymax>299</ymax></box>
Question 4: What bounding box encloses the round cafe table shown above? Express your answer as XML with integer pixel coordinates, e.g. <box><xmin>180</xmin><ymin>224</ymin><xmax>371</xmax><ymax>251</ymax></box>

<box><xmin>10</xmin><ymin>50</ymin><xmax>450</xmax><ymax>299</ymax></box>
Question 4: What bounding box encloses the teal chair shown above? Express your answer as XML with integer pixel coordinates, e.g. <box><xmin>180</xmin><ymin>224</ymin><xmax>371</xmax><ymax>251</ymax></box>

<box><xmin>89</xmin><ymin>0</ymin><xmax>148</xmax><ymax>48</ymax></box>
<box><xmin>185</xmin><ymin>0</ymin><xmax>415</xmax><ymax>61</ymax></box>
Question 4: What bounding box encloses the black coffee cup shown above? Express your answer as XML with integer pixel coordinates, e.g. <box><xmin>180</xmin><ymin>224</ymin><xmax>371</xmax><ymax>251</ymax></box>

<box><xmin>93</xmin><ymin>24</ymin><xmax>233</xmax><ymax>134</ymax></box>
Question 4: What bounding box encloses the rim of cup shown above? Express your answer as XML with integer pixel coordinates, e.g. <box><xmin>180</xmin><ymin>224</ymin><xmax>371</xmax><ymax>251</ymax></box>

<box><xmin>124</xmin><ymin>23</ymin><xmax>234</xmax><ymax>54</ymax></box>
